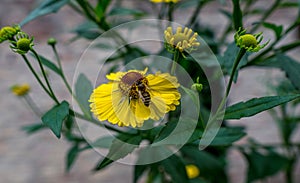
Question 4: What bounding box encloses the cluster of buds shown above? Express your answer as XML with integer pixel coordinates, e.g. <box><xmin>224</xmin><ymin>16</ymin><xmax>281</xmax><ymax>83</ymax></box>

<box><xmin>0</xmin><ymin>25</ymin><xmax>34</xmax><ymax>55</ymax></box>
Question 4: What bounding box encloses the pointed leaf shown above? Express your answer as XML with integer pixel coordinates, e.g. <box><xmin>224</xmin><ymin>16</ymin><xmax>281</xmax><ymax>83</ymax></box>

<box><xmin>75</xmin><ymin>74</ymin><xmax>93</xmax><ymax>118</ymax></box>
<box><xmin>225</xmin><ymin>95</ymin><xmax>300</xmax><ymax>120</ymax></box>
<box><xmin>242</xmin><ymin>149</ymin><xmax>289</xmax><ymax>182</ymax></box>
<box><xmin>41</xmin><ymin>101</ymin><xmax>69</xmax><ymax>138</ymax></box>
<box><xmin>262</xmin><ymin>22</ymin><xmax>283</xmax><ymax>39</ymax></box>
<box><xmin>160</xmin><ymin>155</ymin><xmax>189</xmax><ymax>183</ymax></box>
<box><xmin>232</xmin><ymin>0</ymin><xmax>243</xmax><ymax>30</ymax></box>
<box><xmin>21</xmin><ymin>0</ymin><xmax>69</xmax><ymax>26</ymax></box>
<box><xmin>30</xmin><ymin>54</ymin><xmax>62</xmax><ymax>76</ymax></box>
<box><xmin>66</xmin><ymin>144</ymin><xmax>80</xmax><ymax>172</ymax></box>
<box><xmin>94</xmin><ymin>135</ymin><xmax>142</xmax><ymax>171</ymax></box>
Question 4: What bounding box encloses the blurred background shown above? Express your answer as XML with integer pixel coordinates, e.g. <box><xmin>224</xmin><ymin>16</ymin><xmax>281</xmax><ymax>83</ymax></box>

<box><xmin>0</xmin><ymin>0</ymin><xmax>299</xmax><ymax>182</ymax></box>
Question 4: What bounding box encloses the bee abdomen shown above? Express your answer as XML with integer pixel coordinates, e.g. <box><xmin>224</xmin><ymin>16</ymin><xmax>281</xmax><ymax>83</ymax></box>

<box><xmin>142</xmin><ymin>92</ymin><xmax>151</xmax><ymax>107</ymax></box>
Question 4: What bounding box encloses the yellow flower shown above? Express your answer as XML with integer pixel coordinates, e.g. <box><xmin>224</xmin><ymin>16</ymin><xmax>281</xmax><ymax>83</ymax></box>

<box><xmin>89</xmin><ymin>68</ymin><xmax>181</xmax><ymax>128</ymax></box>
<box><xmin>185</xmin><ymin>164</ymin><xmax>200</xmax><ymax>179</ymax></box>
<box><xmin>151</xmin><ymin>0</ymin><xmax>180</xmax><ymax>3</ymax></box>
<box><xmin>11</xmin><ymin>84</ymin><xmax>30</xmax><ymax>96</ymax></box>
<box><xmin>164</xmin><ymin>26</ymin><xmax>200</xmax><ymax>53</ymax></box>
<box><xmin>234</xmin><ymin>28</ymin><xmax>269</xmax><ymax>52</ymax></box>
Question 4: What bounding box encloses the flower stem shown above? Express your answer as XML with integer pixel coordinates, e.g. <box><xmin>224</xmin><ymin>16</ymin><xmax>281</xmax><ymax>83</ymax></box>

<box><xmin>21</xmin><ymin>55</ymin><xmax>54</xmax><ymax>100</ymax></box>
<box><xmin>171</xmin><ymin>49</ymin><xmax>180</xmax><ymax>75</ymax></box>
<box><xmin>31</xmin><ymin>49</ymin><xmax>59</xmax><ymax>104</ymax></box>
<box><xmin>51</xmin><ymin>45</ymin><xmax>73</xmax><ymax>94</ymax></box>
<box><xmin>225</xmin><ymin>48</ymin><xmax>246</xmax><ymax>97</ymax></box>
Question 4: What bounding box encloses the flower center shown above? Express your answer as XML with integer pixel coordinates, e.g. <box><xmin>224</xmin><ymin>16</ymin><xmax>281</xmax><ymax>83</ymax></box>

<box><xmin>173</xmin><ymin>33</ymin><xmax>187</xmax><ymax>45</ymax></box>
<box><xmin>239</xmin><ymin>34</ymin><xmax>257</xmax><ymax>48</ymax></box>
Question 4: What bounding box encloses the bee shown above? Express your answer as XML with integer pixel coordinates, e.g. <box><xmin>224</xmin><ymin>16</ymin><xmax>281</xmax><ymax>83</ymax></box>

<box><xmin>128</xmin><ymin>78</ymin><xmax>151</xmax><ymax>107</ymax></box>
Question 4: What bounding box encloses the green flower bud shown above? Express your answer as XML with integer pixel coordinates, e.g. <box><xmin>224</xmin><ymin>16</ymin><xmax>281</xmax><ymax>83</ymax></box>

<box><xmin>0</xmin><ymin>25</ymin><xmax>20</xmax><ymax>43</ymax></box>
<box><xmin>234</xmin><ymin>27</ymin><xmax>269</xmax><ymax>52</ymax></box>
<box><xmin>10</xmin><ymin>32</ymin><xmax>34</xmax><ymax>55</ymax></box>
<box><xmin>191</xmin><ymin>83</ymin><xmax>203</xmax><ymax>92</ymax></box>
<box><xmin>47</xmin><ymin>38</ymin><xmax>57</xmax><ymax>46</ymax></box>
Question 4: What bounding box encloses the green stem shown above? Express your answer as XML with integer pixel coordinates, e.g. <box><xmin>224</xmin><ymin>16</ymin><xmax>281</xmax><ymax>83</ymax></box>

<box><xmin>168</xmin><ymin>3</ymin><xmax>175</xmax><ymax>22</ymax></box>
<box><xmin>31</xmin><ymin>49</ymin><xmax>59</xmax><ymax>104</ymax></box>
<box><xmin>21</xmin><ymin>55</ymin><xmax>54</xmax><ymax>100</ymax></box>
<box><xmin>225</xmin><ymin>48</ymin><xmax>246</xmax><ymax>97</ymax></box>
<box><xmin>188</xmin><ymin>0</ymin><xmax>203</xmax><ymax>27</ymax></box>
<box><xmin>171</xmin><ymin>49</ymin><xmax>180</xmax><ymax>75</ymax></box>
<box><xmin>51</xmin><ymin>45</ymin><xmax>73</xmax><ymax>94</ymax></box>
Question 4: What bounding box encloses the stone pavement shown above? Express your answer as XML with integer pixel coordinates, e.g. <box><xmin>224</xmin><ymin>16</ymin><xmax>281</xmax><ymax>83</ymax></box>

<box><xmin>0</xmin><ymin>1</ymin><xmax>299</xmax><ymax>183</ymax></box>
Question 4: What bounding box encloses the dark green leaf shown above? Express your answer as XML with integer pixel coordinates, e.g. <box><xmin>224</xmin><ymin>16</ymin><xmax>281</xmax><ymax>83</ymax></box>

<box><xmin>257</xmin><ymin>54</ymin><xmax>300</xmax><ymax>90</ymax></box>
<box><xmin>225</xmin><ymin>95</ymin><xmax>300</xmax><ymax>120</ymax></box>
<box><xmin>21</xmin><ymin>123</ymin><xmax>46</xmax><ymax>134</ymax></box>
<box><xmin>181</xmin><ymin>146</ymin><xmax>226</xmax><ymax>182</ymax></box>
<box><xmin>108</xmin><ymin>7</ymin><xmax>145</xmax><ymax>17</ymax></box>
<box><xmin>21</xmin><ymin>0</ymin><xmax>69</xmax><ymax>26</ymax></box>
<box><xmin>41</xmin><ymin>101</ymin><xmax>69</xmax><ymax>138</ymax></box>
<box><xmin>31</xmin><ymin>54</ymin><xmax>62</xmax><ymax>76</ymax></box>
<box><xmin>91</xmin><ymin>136</ymin><xmax>114</xmax><ymax>148</ymax></box>
<box><xmin>94</xmin><ymin>135</ymin><xmax>142</xmax><ymax>171</ymax></box>
<box><xmin>191</xmin><ymin>127</ymin><xmax>246</xmax><ymax>146</ymax></box>
<box><xmin>161</xmin><ymin>155</ymin><xmax>189</xmax><ymax>183</ymax></box>
<box><xmin>278</xmin><ymin>55</ymin><xmax>300</xmax><ymax>90</ymax></box>
<box><xmin>209</xmin><ymin>127</ymin><xmax>246</xmax><ymax>146</ymax></box>
<box><xmin>180</xmin><ymin>85</ymin><xmax>199</xmax><ymax>107</ymax></box>
<box><xmin>95</xmin><ymin>0</ymin><xmax>111</xmax><ymax>18</ymax></box>
<box><xmin>262</xmin><ymin>22</ymin><xmax>283</xmax><ymax>39</ymax></box>
<box><xmin>66</xmin><ymin>144</ymin><xmax>80</xmax><ymax>172</ymax></box>
<box><xmin>153</xmin><ymin>119</ymin><xmax>198</xmax><ymax>146</ymax></box>
<box><xmin>218</xmin><ymin>42</ymin><xmax>249</xmax><ymax>82</ymax></box>
<box><xmin>71</xmin><ymin>21</ymin><xmax>101</xmax><ymax>40</ymax></box>
<box><xmin>232</xmin><ymin>0</ymin><xmax>243</xmax><ymax>30</ymax></box>
<box><xmin>134</xmin><ymin>164</ymin><xmax>148</xmax><ymax>183</ymax></box>
<box><xmin>242</xmin><ymin>150</ymin><xmax>289</xmax><ymax>182</ymax></box>
<box><xmin>75</xmin><ymin>74</ymin><xmax>93</xmax><ymax>119</ymax></box>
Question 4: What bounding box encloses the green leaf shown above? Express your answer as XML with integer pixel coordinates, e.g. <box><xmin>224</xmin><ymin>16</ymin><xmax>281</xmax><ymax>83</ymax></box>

<box><xmin>209</xmin><ymin>127</ymin><xmax>246</xmax><ymax>146</ymax></box>
<box><xmin>95</xmin><ymin>0</ymin><xmax>111</xmax><ymax>18</ymax></box>
<box><xmin>91</xmin><ymin>136</ymin><xmax>114</xmax><ymax>148</ymax></box>
<box><xmin>20</xmin><ymin>0</ymin><xmax>69</xmax><ymax>26</ymax></box>
<box><xmin>242</xmin><ymin>149</ymin><xmax>289</xmax><ymax>182</ymax></box>
<box><xmin>70</xmin><ymin>21</ymin><xmax>101</xmax><ymax>40</ymax></box>
<box><xmin>180</xmin><ymin>85</ymin><xmax>199</xmax><ymax>107</ymax></box>
<box><xmin>94</xmin><ymin>134</ymin><xmax>142</xmax><ymax>171</ymax></box>
<box><xmin>258</xmin><ymin>54</ymin><xmax>300</xmax><ymax>90</ymax></box>
<box><xmin>134</xmin><ymin>164</ymin><xmax>148</xmax><ymax>183</ymax></box>
<box><xmin>218</xmin><ymin>43</ymin><xmax>249</xmax><ymax>82</ymax></box>
<box><xmin>232</xmin><ymin>0</ymin><xmax>243</xmax><ymax>31</ymax></box>
<box><xmin>75</xmin><ymin>74</ymin><xmax>93</xmax><ymax>119</ymax></box>
<box><xmin>278</xmin><ymin>55</ymin><xmax>300</xmax><ymax>90</ymax></box>
<box><xmin>225</xmin><ymin>95</ymin><xmax>300</xmax><ymax>120</ymax></box>
<box><xmin>262</xmin><ymin>22</ymin><xmax>283</xmax><ymax>39</ymax></box>
<box><xmin>108</xmin><ymin>7</ymin><xmax>145</xmax><ymax>17</ymax></box>
<box><xmin>153</xmin><ymin>119</ymin><xmax>198</xmax><ymax>146</ymax></box>
<box><xmin>181</xmin><ymin>146</ymin><xmax>226</xmax><ymax>182</ymax></box>
<box><xmin>66</xmin><ymin>144</ymin><xmax>80</xmax><ymax>172</ymax></box>
<box><xmin>21</xmin><ymin>123</ymin><xmax>46</xmax><ymax>134</ymax></box>
<box><xmin>31</xmin><ymin>54</ymin><xmax>62</xmax><ymax>76</ymax></box>
<box><xmin>161</xmin><ymin>155</ymin><xmax>189</xmax><ymax>183</ymax></box>
<box><xmin>41</xmin><ymin>101</ymin><xmax>69</xmax><ymax>138</ymax></box>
